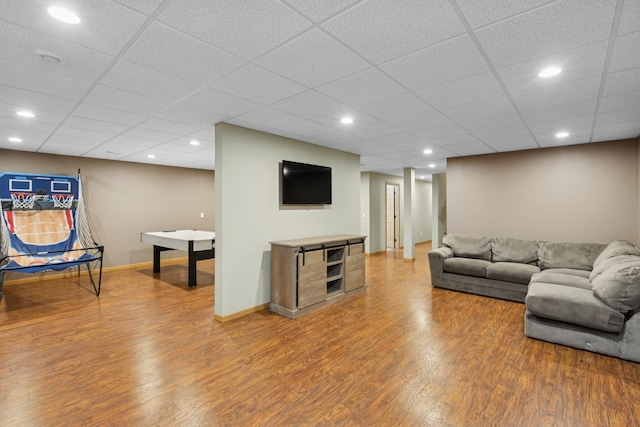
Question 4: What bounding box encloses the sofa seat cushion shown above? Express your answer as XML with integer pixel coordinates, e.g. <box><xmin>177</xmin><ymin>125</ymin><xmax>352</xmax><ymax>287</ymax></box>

<box><xmin>443</xmin><ymin>258</ymin><xmax>491</xmax><ymax>278</ymax></box>
<box><xmin>492</xmin><ymin>237</ymin><xmax>538</xmax><ymax>264</ymax></box>
<box><xmin>525</xmin><ymin>283</ymin><xmax>625</xmax><ymax>333</ymax></box>
<box><xmin>538</xmin><ymin>241</ymin><xmax>606</xmax><ymax>271</ymax></box>
<box><xmin>486</xmin><ymin>262</ymin><xmax>540</xmax><ymax>285</ymax></box>
<box><xmin>442</xmin><ymin>234</ymin><xmax>492</xmax><ymax>261</ymax></box>
<box><xmin>591</xmin><ymin>261</ymin><xmax>640</xmax><ymax>313</ymax></box>
<box><xmin>541</xmin><ymin>268</ymin><xmax>591</xmax><ymax>278</ymax></box>
<box><xmin>530</xmin><ymin>271</ymin><xmax>591</xmax><ymax>290</ymax></box>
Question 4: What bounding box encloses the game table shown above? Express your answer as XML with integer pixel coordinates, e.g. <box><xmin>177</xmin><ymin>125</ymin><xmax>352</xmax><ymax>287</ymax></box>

<box><xmin>140</xmin><ymin>229</ymin><xmax>215</xmax><ymax>287</ymax></box>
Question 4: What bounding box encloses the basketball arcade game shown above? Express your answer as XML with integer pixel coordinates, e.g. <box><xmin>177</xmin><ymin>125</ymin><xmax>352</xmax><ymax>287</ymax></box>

<box><xmin>0</xmin><ymin>171</ymin><xmax>104</xmax><ymax>299</ymax></box>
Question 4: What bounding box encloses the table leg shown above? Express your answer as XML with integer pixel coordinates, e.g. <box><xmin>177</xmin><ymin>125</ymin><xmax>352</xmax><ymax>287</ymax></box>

<box><xmin>153</xmin><ymin>246</ymin><xmax>161</xmax><ymax>273</ymax></box>
<box><xmin>188</xmin><ymin>240</ymin><xmax>197</xmax><ymax>287</ymax></box>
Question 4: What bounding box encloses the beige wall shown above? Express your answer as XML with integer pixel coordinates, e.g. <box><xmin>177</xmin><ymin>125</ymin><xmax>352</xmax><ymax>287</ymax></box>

<box><xmin>447</xmin><ymin>139</ymin><xmax>638</xmax><ymax>244</ymax></box>
<box><xmin>0</xmin><ymin>149</ymin><xmax>215</xmax><ymax>270</ymax></box>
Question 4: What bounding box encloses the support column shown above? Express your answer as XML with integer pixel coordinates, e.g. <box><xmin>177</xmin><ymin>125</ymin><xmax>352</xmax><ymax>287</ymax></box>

<box><xmin>431</xmin><ymin>173</ymin><xmax>447</xmax><ymax>248</ymax></box>
<box><xmin>403</xmin><ymin>167</ymin><xmax>415</xmax><ymax>261</ymax></box>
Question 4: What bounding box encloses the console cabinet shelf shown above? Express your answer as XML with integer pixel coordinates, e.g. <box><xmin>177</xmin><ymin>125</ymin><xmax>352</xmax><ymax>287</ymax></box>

<box><xmin>270</xmin><ymin>234</ymin><xmax>366</xmax><ymax>319</ymax></box>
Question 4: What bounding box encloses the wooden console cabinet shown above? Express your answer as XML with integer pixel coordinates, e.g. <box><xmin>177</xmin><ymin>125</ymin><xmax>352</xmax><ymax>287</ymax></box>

<box><xmin>269</xmin><ymin>234</ymin><xmax>366</xmax><ymax>319</ymax></box>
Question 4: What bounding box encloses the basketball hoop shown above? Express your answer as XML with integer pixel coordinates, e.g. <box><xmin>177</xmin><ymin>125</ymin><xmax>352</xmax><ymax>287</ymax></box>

<box><xmin>52</xmin><ymin>194</ymin><xmax>74</xmax><ymax>209</ymax></box>
<box><xmin>11</xmin><ymin>193</ymin><xmax>35</xmax><ymax>210</ymax></box>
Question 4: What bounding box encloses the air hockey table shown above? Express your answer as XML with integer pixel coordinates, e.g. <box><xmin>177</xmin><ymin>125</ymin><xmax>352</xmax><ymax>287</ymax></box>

<box><xmin>140</xmin><ymin>229</ymin><xmax>215</xmax><ymax>287</ymax></box>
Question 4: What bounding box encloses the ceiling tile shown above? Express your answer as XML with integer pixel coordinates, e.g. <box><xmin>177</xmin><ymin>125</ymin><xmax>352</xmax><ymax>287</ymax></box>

<box><xmin>417</xmin><ymin>71</ymin><xmax>504</xmax><ymax>109</ymax></box>
<box><xmin>411</xmin><ymin>124</ymin><xmax>469</xmax><ymax>142</ymax></box>
<box><xmin>122</xmin><ymin>128</ymin><xmax>181</xmax><ymax>143</ymax></box>
<box><xmin>73</xmin><ymin>103</ymin><xmax>148</xmax><ymax>126</ymax></box>
<box><xmin>101</xmin><ymin>60</ymin><xmax>201</xmax><ymax>103</ymax></box>
<box><xmin>609</xmin><ymin>32</ymin><xmax>640</xmax><ymax>72</ymax></box>
<box><xmin>56</xmin><ymin>125</ymin><xmax>114</xmax><ymax>142</ymax></box>
<box><xmin>230</xmin><ymin>107</ymin><xmax>306</xmax><ymax>130</ymax></box>
<box><xmin>316</xmin><ymin>68</ymin><xmax>406</xmax><ymax>106</ymax></box>
<box><xmin>0</xmin><ymin>59</ymin><xmax>92</xmax><ymax>100</ymax></box>
<box><xmin>497</xmin><ymin>42</ymin><xmax>608</xmax><ymax>94</ymax></box>
<box><xmin>617</xmin><ymin>0</ymin><xmax>640</xmax><ymax>36</ymax></box>
<box><xmin>179</xmin><ymin>88</ymin><xmax>261</xmax><ymax>118</ymax></box>
<box><xmin>84</xmin><ymin>85</ymin><xmax>169</xmax><ymax>116</ymax></box>
<box><xmin>472</xmin><ymin>125</ymin><xmax>532</xmax><ymax>141</ymax></box>
<box><xmin>0</xmin><ymin>85</ymin><xmax>77</xmax><ymax>113</ymax></box>
<box><xmin>604</xmin><ymin>67</ymin><xmax>640</xmax><ymax>96</ymax></box>
<box><xmin>61</xmin><ymin>116</ymin><xmax>130</xmax><ymax>134</ymax></box>
<box><xmin>461</xmin><ymin>112</ymin><xmax>524</xmax><ymax>132</ymax></box>
<box><xmin>380</xmin><ymin>35</ymin><xmax>489</xmax><ymax>91</ymax></box>
<box><xmin>592</xmin><ymin>121</ymin><xmax>640</xmax><ymax>142</ymax></box>
<box><xmin>537</xmin><ymin>127</ymin><xmax>592</xmax><ymax>147</ymax></box>
<box><xmin>520</xmin><ymin>99</ymin><xmax>597</xmax><ymax>124</ymax></box>
<box><xmin>596</xmin><ymin>107</ymin><xmax>640</xmax><ymax>126</ymax></box>
<box><xmin>484</xmin><ymin>134</ymin><xmax>540</xmax><ymax>152</ymax></box>
<box><xmin>529</xmin><ymin>115</ymin><xmax>594</xmax><ymax>135</ymax></box>
<box><xmin>256</xmin><ymin>28</ymin><xmax>369</xmax><ymax>87</ymax></box>
<box><xmin>285</xmin><ymin>0</ymin><xmax>361</xmax><ymax>22</ymax></box>
<box><xmin>157</xmin><ymin>105</ymin><xmax>225</xmax><ymax>128</ymax></box>
<box><xmin>511</xmin><ymin>76</ymin><xmax>601</xmax><ymax>111</ymax></box>
<box><xmin>441</xmin><ymin>95</ymin><xmax>516</xmax><ymax>122</ymax></box>
<box><xmin>388</xmin><ymin>111</ymin><xmax>453</xmax><ymax>132</ymax></box>
<box><xmin>346</xmin><ymin>121</ymin><xmax>400</xmax><ymax>139</ymax></box>
<box><xmin>373</xmin><ymin>132</ymin><xmax>422</xmax><ymax>146</ymax></box>
<box><xmin>124</xmin><ymin>23</ymin><xmax>246</xmax><ymax>85</ymax></box>
<box><xmin>358</xmin><ymin>93</ymin><xmax>434</xmax><ymax>121</ymax></box>
<box><xmin>456</xmin><ymin>0</ymin><xmax>556</xmax><ymax>29</ymax></box>
<box><xmin>476</xmin><ymin>0</ymin><xmax>616</xmax><ymax>68</ymax></box>
<box><xmin>0</xmin><ymin>0</ymin><xmax>147</xmax><ymax>54</ymax></box>
<box><xmin>159</xmin><ymin>0</ymin><xmax>312</xmax><ymax>60</ymax></box>
<box><xmin>599</xmin><ymin>90</ymin><xmax>640</xmax><ymax>112</ymax></box>
<box><xmin>0</xmin><ymin>20</ymin><xmax>114</xmax><ymax>82</ymax></box>
<box><xmin>270</xmin><ymin>90</ymin><xmax>351</xmax><ymax>119</ymax></box>
<box><xmin>213</xmin><ymin>64</ymin><xmax>307</xmax><ymax>105</ymax></box>
<box><xmin>323</xmin><ymin>0</ymin><xmax>464</xmax><ymax>64</ymax></box>
<box><xmin>139</xmin><ymin>118</ymin><xmax>203</xmax><ymax>137</ymax></box>
<box><xmin>276</xmin><ymin>120</ymin><xmax>337</xmax><ymax>138</ymax></box>
<box><xmin>442</xmin><ymin>140</ymin><xmax>494</xmax><ymax>156</ymax></box>
<box><xmin>113</xmin><ymin>0</ymin><xmax>165</xmax><ymax>16</ymax></box>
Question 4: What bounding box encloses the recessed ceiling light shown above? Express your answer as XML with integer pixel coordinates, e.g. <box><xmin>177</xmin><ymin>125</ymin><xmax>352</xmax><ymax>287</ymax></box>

<box><xmin>8</xmin><ymin>137</ymin><xmax>23</xmax><ymax>143</ymax></box>
<box><xmin>423</xmin><ymin>149</ymin><xmax>433</xmax><ymax>155</ymax></box>
<box><xmin>189</xmin><ymin>140</ymin><xmax>200</xmax><ymax>146</ymax></box>
<box><xmin>33</xmin><ymin>49</ymin><xmax>63</xmax><ymax>63</ymax></box>
<box><xmin>340</xmin><ymin>117</ymin><xmax>354</xmax><ymax>124</ymax></box>
<box><xmin>16</xmin><ymin>110</ymin><xmax>35</xmax><ymax>118</ymax></box>
<box><xmin>419</xmin><ymin>175</ymin><xmax>426</xmax><ymax>179</ymax></box>
<box><xmin>539</xmin><ymin>67</ymin><xmax>562</xmax><ymax>78</ymax></box>
<box><xmin>47</xmin><ymin>7</ymin><xmax>80</xmax><ymax>24</ymax></box>
<box><xmin>555</xmin><ymin>131</ymin><xmax>570</xmax><ymax>138</ymax></box>
<box><xmin>147</xmin><ymin>154</ymin><xmax>156</xmax><ymax>159</ymax></box>
<box><xmin>428</xmin><ymin>163</ymin><xmax>436</xmax><ymax>168</ymax></box>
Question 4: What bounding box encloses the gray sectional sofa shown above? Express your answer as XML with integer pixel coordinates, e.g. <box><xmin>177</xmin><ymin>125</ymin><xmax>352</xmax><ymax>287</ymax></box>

<box><xmin>428</xmin><ymin>234</ymin><xmax>640</xmax><ymax>363</ymax></box>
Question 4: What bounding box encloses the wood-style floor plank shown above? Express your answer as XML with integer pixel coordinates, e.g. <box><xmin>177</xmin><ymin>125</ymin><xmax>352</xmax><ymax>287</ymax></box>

<box><xmin>1</xmin><ymin>244</ymin><xmax>639</xmax><ymax>426</ymax></box>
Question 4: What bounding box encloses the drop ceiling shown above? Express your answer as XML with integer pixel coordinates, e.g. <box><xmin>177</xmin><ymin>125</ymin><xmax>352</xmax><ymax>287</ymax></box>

<box><xmin>1</xmin><ymin>0</ymin><xmax>639</xmax><ymax>179</ymax></box>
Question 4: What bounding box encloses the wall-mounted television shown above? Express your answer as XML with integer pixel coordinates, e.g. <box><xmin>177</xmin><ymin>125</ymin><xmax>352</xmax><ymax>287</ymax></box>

<box><xmin>281</xmin><ymin>160</ymin><xmax>332</xmax><ymax>205</ymax></box>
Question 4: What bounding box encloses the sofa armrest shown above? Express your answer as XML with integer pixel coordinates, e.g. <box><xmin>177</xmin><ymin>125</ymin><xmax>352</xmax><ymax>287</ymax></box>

<box><xmin>428</xmin><ymin>247</ymin><xmax>453</xmax><ymax>287</ymax></box>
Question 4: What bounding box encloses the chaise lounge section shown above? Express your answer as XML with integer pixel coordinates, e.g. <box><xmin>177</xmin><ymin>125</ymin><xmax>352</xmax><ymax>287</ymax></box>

<box><xmin>428</xmin><ymin>234</ymin><xmax>640</xmax><ymax>363</ymax></box>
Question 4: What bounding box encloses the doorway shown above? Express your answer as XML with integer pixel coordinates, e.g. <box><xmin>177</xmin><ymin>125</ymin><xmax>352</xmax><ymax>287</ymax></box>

<box><xmin>386</xmin><ymin>183</ymin><xmax>400</xmax><ymax>249</ymax></box>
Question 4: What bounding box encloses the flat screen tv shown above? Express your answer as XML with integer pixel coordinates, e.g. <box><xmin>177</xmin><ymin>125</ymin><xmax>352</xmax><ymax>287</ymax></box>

<box><xmin>281</xmin><ymin>160</ymin><xmax>332</xmax><ymax>205</ymax></box>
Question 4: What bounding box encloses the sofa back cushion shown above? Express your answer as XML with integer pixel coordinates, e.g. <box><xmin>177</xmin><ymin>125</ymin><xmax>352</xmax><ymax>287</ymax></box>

<box><xmin>492</xmin><ymin>237</ymin><xmax>538</xmax><ymax>264</ymax></box>
<box><xmin>592</xmin><ymin>261</ymin><xmax>640</xmax><ymax>313</ymax></box>
<box><xmin>589</xmin><ymin>254</ymin><xmax>640</xmax><ymax>282</ymax></box>
<box><xmin>592</xmin><ymin>240</ymin><xmax>640</xmax><ymax>268</ymax></box>
<box><xmin>442</xmin><ymin>234</ymin><xmax>492</xmax><ymax>261</ymax></box>
<box><xmin>537</xmin><ymin>241</ymin><xmax>606</xmax><ymax>271</ymax></box>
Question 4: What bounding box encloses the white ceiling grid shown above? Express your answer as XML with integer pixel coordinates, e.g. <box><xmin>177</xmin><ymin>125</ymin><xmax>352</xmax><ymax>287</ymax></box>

<box><xmin>0</xmin><ymin>0</ymin><xmax>638</xmax><ymax>178</ymax></box>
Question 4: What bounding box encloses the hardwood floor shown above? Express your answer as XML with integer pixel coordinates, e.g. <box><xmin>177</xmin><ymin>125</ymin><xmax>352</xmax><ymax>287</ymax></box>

<box><xmin>1</xmin><ymin>243</ymin><xmax>639</xmax><ymax>426</ymax></box>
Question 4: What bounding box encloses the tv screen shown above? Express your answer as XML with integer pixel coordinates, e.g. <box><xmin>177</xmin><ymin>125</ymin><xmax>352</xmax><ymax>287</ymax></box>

<box><xmin>281</xmin><ymin>160</ymin><xmax>332</xmax><ymax>205</ymax></box>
